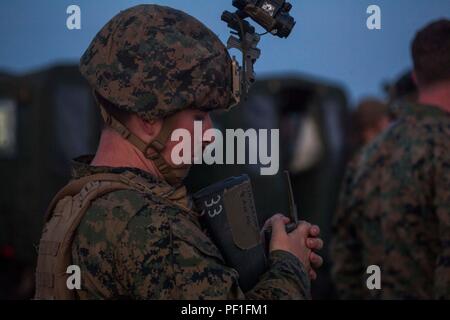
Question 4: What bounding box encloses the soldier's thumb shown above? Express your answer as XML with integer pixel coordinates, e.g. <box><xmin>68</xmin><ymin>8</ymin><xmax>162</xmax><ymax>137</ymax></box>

<box><xmin>271</xmin><ymin>215</ymin><xmax>288</xmax><ymax>239</ymax></box>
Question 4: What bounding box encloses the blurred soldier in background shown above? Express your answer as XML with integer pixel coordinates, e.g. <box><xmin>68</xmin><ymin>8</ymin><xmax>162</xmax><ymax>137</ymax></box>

<box><xmin>34</xmin><ymin>4</ymin><xmax>323</xmax><ymax>300</ymax></box>
<box><xmin>388</xmin><ymin>71</ymin><xmax>419</xmax><ymax>105</ymax></box>
<box><xmin>386</xmin><ymin>70</ymin><xmax>419</xmax><ymax>119</ymax></box>
<box><xmin>331</xmin><ymin>19</ymin><xmax>450</xmax><ymax>299</ymax></box>
<box><xmin>350</xmin><ymin>98</ymin><xmax>391</xmax><ymax>152</ymax></box>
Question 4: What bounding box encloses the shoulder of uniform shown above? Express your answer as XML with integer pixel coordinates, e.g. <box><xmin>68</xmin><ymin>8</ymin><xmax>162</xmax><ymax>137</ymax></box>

<box><xmin>78</xmin><ymin>188</ymin><xmax>170</xmax><ymax>242</ymax></box>
<box><xmin>398</xmin><ymin>106</ymin><xmax>450</xmax><ymax>140</ymax></box>
<box><xmin>82</xmin><ymin>185</ymin><xmax>223</xmax><ymax>261</ymax></box>
<box><xmin>359</xmin><ymin>113</ymin><xmax>445</xmax><ymax>160</ymax></box>
<box><xmin>91</xmin><ymin>188</ymin><xmax>150</xmax><ymax>216</ymax></box>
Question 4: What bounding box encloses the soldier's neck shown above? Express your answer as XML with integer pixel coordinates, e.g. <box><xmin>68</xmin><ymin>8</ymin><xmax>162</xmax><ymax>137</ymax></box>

<box><xmin>418</xmin><ymin>81</ymin><xmax>450</xmax><ymax>114</ymax></box>
<box><xmin>91</xmin><ymin>128</ymin><xmax>165</xmax><ymax>180</ymax></box>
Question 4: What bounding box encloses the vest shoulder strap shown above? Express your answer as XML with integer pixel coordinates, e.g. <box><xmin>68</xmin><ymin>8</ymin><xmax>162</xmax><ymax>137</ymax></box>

<box><xmin>43</xmin><ymin>173</ymin><xmax>140</xmax><ymax>222</ymax></box>
<box><xmin>36</xmin><ymin>173</ymin><xmax>135</xmax><ymax>300</ymax></box>
<box><xmin>35</xmin><ymin>171</ymin><xmax>196</xmax><ymax>300</ymax></box>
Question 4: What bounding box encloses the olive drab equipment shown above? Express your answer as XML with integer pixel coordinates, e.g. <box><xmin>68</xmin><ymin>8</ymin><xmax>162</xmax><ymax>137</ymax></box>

<box><xmin>34</xmin><ymin>171</ymin><xmax>193</xmax><ymax>300</ymax></box>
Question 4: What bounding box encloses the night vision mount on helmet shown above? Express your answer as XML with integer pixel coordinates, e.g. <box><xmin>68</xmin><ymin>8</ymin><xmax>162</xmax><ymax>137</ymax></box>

<box><xmin>222</xmin><ymin>0</ymin><xmax>296</xmax><ymax>105</ymax></box>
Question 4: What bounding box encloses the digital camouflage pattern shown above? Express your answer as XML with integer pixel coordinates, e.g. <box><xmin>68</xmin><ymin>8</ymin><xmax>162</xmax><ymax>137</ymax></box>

<box><xmin>70</xmin><ymin>156</ymin><xmax>311</xmax><ymax>299</ymax></box>
<box><xmin>331</xmin><ymin>103</ymin><xmax>450</xmax><ymax>299</ymax></box>
<box><xmin>80</xmin><ymin>4</ymin><xmax>233</xmax><ymax>121</ymax></box>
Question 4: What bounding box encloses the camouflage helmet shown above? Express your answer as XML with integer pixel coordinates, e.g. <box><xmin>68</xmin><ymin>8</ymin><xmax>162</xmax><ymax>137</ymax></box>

<box><xmin>80</xmin><ymin>4</ymin><xmax>233</xmax><ymax>121</ymax></box>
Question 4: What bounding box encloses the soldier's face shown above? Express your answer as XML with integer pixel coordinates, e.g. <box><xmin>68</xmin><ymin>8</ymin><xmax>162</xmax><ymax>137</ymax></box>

<box><xmin>161</xmin><ymin>109</ymin><xmax>213</xmax><ymax>166</ymax></box>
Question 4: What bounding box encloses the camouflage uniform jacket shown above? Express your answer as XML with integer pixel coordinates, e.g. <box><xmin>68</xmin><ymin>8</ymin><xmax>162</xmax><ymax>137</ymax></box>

<box><xmin>331</xmin><ymin>103</ymin><xmax>450</xmax><ymax>299</ymax></box>
<box><xmin>70</xmin><ymin>156</ymin><xmax>311</xmax><ymax>299</ymax></box>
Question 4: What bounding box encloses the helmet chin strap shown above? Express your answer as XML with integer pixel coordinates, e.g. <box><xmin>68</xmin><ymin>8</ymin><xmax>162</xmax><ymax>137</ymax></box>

<box><xmin>98</xmin><ymin>104</ymin><xmax>189</xmax><ymax>186</ymax></box>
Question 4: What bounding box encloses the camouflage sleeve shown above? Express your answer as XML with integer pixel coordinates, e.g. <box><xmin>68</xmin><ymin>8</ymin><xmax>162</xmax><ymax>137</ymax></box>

<box><xmin>244</xmin><ymin>250</ymin><xmax>311</xmax><ymax>300</ymax></box>
<box><xmin>113</xmin><ymin>201</ymin><xmax>310</xmax><ymax>299</ymax></box>
<box><xmin>393</xmin><ymin>125</ymin><xmax>450</xmax><ymax>299</ymax></box>
<box><xmin>330</xmin><ymin>158</ymin><xmax>366</xmax><ymax>299</ymax></box>
<box><xmin>433</xmin><ymin>132</ymin><xmax>450</xmax><ymax>299</ymax></box>
<box><xmin>113</xmin><ymin>203</ymin><xmax>175</xmax><ymax>299</ymax></box>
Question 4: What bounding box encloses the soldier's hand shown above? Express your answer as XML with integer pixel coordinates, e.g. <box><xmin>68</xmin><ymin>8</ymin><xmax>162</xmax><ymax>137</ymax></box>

<box><xmin>305</xmin><ymin>224</ymin><xmax>323</xmax><ymax>280</ymax></box>
<box><xmin>266</xmin><ymin>214</ymin><xmax>311</xmax><ymax>272</ymax></box>
<box><xmin>264</xmin><ymin>214</ymin><xmax>323</xmax><ymax>280</ymax></box>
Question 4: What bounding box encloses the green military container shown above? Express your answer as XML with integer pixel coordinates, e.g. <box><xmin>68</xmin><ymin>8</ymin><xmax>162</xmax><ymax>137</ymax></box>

<box><xmin>0</xmin><ymin>65</ymin><xmax>101</xmax><ymax>299</ymax></box>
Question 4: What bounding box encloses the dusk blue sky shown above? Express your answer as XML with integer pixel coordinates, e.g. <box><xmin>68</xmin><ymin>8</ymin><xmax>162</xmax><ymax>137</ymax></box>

<box><xmin>0</xmin><ymin>0</ymin><xmax>449</xmax><ymax>105</ymax></box>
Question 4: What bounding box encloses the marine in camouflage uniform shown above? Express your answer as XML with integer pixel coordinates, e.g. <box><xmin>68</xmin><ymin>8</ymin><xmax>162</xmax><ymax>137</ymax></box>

<box><xmin>34</xmin><ymin>5</ymin><xmax>312</xmax><ymax>299</ymax></box>
<box><xmin>69</xmin><ymin>155</ymin><xmax>310</xmax><ymax>299</ymax></box>
<box><xmin>331</xmin><ymin>102</ymin><xmax>450</xmax><ymax>299</ymax></box>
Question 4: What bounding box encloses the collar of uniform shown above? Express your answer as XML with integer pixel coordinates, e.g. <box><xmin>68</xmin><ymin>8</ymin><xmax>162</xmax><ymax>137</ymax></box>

<box><xmin>70</xmin><ymin>155</ymin><xmax>196</xmax><ymax>214</ymax></box>
<box><xmin>71</xmin><ymin>155</ymin><xmax>163</xmax><ymax>183</ymax></box>
<box><xmin>397</xmin><ymin>102</ymin><xmax>450</xmax><ymax>121</ymax></box>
